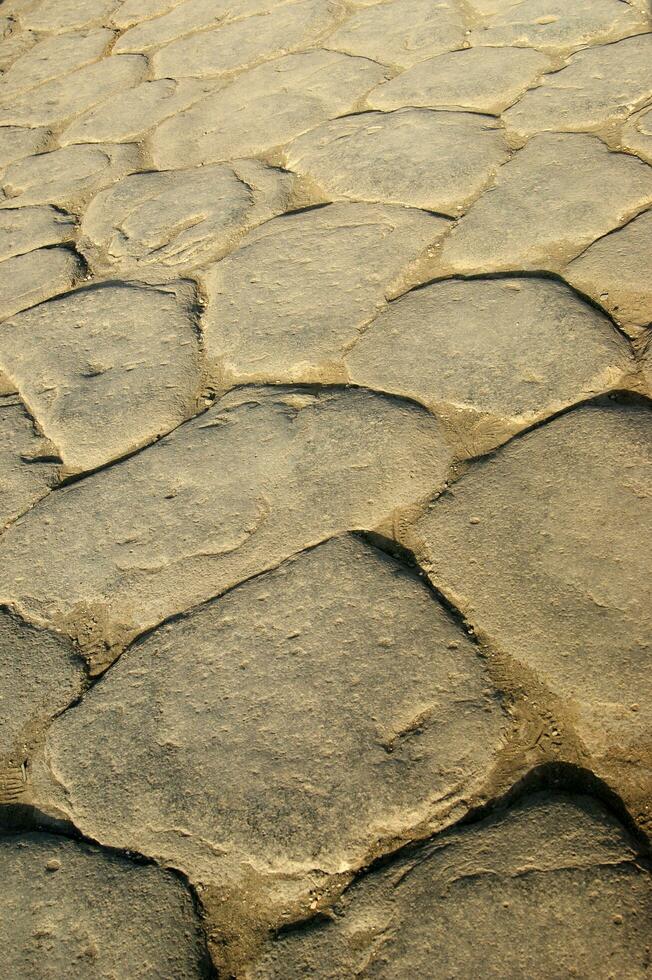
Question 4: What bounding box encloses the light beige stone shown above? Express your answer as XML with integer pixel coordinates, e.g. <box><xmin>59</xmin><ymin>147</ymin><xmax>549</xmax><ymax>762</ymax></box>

<box><xmin>0</xmin><ymin>126</ymin><xmax>50</xmax><ymax>173</ymax></box>
<box><xmin>150</xmin><ymin>51</ymin><xmax>388</xmax><ymax>169</ymax></box>
<box><xmin>0</xmin><ymin>281</ymin><xmax>202</xmax><ymax>473</ymax></box>
<box><xmin>0</xmin><ymin>28</ymin><xmax>113</xmax><ymax>99</ymax></box>
<box><xmin>111</xmin><ymin>0</ymin><xmax>185</xmax><ymax>27</ymax></box>
<box><xmin>0</xmin><ymin>394</ymin><xmax>59</xmax><ymax>528</ymax></box>
<box><xmin>201</xmin><ymin>203</ymin><xmax>447</xmax><ymax>383</ymax></box>
<box><xmin>620</xmin><ymin>104</ymin><xmax>652</xmax><ymax>165</ymax></box>
<box><xmin>641</xmin><ymin>332</ymin><xmax>652</xmax><ymax>395</ymax></box>
<box><xmin>368</xmin><ymin>46</ymin><xmax>550</xmax><ymax>114</ymax></box>
<box><xmin>0</xmin><ymin>387</ymin><xmax>453</xmax><ymax>652</ymax></box>
<box><xmin>80</xmin><ymin>160</ymin><xmax>295</xmax><ymax>277</ymax></box>
<box><xmin>0</xmin><ymin>206</ymin><xmax>75</xmax><ymax>260</ymax></box>
<box><xmin>284</xmin><ymin>109</ymin><xmax>509</xmax><ymax>214</ymax></box>
<box><xmin>504</xmin><ymin>35</ymin><xmax>652</xmax><ymax>139</ymax></box>
<box><xmin>435</xmin><ymin>134</ymin><xmax>652</xmax><ymax>273</ymax></box>
<box><xmin>325</xmin><ymin>0</ymin><xmax>467</xmax><ymax>69</ymax></box>
<box><xmin>17</xmin><ymin>0</ymin><xmax>121</xmax><ymax>31</ymax></box>
<box><xmin>0</xmin><ymin>247</ymin><xmax>82</xmax><ymax>321</ymax></box>
<box><xmin>0</xmin><ymin>27</ymin><xmax>37</xmax><ymax>72</ymax></box>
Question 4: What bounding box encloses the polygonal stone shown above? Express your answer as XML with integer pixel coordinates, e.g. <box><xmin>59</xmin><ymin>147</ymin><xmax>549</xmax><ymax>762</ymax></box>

<box><xmin>0</xmin><ymin>206</ymin><xmax>75</xmax><ymax>260</ymax></box>
<box><xmin>0</xmin><ymin>127</ymin><xmax>50</xmax><ymax>174</ymax></box>
<box><xmin>0</xmin><ymin>834</ymin><xmax>210</xmax><ymax>979</ymax></box>
<box><xmin>111</xmin><ymin>0</ymin><xmax>186</xmax><ymax>27</ymax></box>
<box><xmin>0</xmin><ymin>281</ymin><xmax>202</xmax><ymax>473</ymax></box>
<box><xmin>150</xmin><ymin>51</ymin><xmax>388</xmax><ymax>169</ymax></box>
<box><xmin>152</xmin><ymin>0</ymin><xmax>343</xmax><ymax>79</ymax></box>
<box><xmin>346</xmin><ymin>277</ymin><xmax>634</xmax><ymax>452</ymax></box>
<box><xmin>368</xmin><ymin>46</ymin><xmax>550</xmax><ymax>114</ymax></box>
<box><xmin>256</xmin><ymin>793</ymin><xmax>652</xmax><ymax>978</ymax></box>
<box><xmin>621</xmin><ymin>105</ymin><xmax>652</xmax><ymax>165</ymax></box>
<box><xmin>284</xmin><ymin>110</ymin><xmax>509</xmax><ymax>215</ymax></box>
<box><xmin>80</xmin><ymin>161</ymin><xmax>295</xmax><ymax>278</ymax></box>
<box><xmin>504</xmin><ymin>35</ymin><xmax>652</xmax><ymax>139</ymax></box>
<box><xmin>324</xmin><ymin>0</ymin><xmax>467</xmax><ymax>68</ymax></box>
<box><xmin>0</xmin><ymin>394</ymin><xmax>59</xmax><ymax>528</ymax></box>
<box><xmin>434</xmin><ymin>134</ymin><xmax>652</xmax><ymax>274</ymax></box>
<box><xmin>17</xmin><ymin>0</ymin><xmax>121</xmax><ymax>31</ymax></box>
<box><xmin>564</xmin><ymin>209</ymin><xmax>652</xmax><ymax>330</ymax></box>
<box><xmin>201</xmin><ymin>203</ymin><xmax>447</xmax><ymax>384</ymax></box>
<box><xmin>0</xmin><ymin>28</ymin><xmax>112</xmax><ymax>99</ymax></box>
<box><xmin>413</xmin><ymin>402</ymin><xmax>651</xmax><ymax>772</ymax></box>
<box><xmin>0</xmin><ymin>27</ymin><xmax>37</xmax><ymax>73</ymax></box>
<box><xmin>45</xmin><ymin>535</ymin><xmax>506</xmax><ymax>882</ymax></box>
<box><xmin>0</xmin><ymin>387</ymin><xmax>453</xmax><ymax>658</ymax></box>
<box><xmin>0</xmin><ymin>247</ymin><xmax>82</xmax><ymax>321</ymax></box>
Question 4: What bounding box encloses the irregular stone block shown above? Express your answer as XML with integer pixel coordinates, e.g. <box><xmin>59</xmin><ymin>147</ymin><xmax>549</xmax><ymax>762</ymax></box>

<box><xmin>0</xmin><ymin>126</ymin><xmax>50</xmax><ymax>174</ymax></box>
<box><xmin>111</xmin><ymin>0</ymin><xmax>186</xmax><ymax>27</ymax></box>
<box><xmin>0</xmin><ymin>206</ymin><xmax>75</xmax><ymax>260</ymax></box>
<box><xmin>0</xmin><ymin>247</ymin><xmax>82</xmax><ymax>321</ymax></box>
<box><xmin>0</xmin><ymin>28</ymin><xmax>113</xmax><ymax>99</ymax></box>
<box><xmin>621</xmin><ymin>105</ymin><xmax>652</xmax><ymax>166</ymax></box>
<box><xmin>0</xmin><ymin>27</ymin><xmax>37</xmax><ymax>72</ymax></box>
<box><xmin>0</xmin><ymin>394</ymin><xmax>58</xmax><ymax>528</ymax></box>
<box><xmin>284</xmin><ymin>109</ymin><xmax>509</xmax><ymax>215</ymax></box>
<box><xmin>17</xmin><ymin>0</ymin><xmax>121</xmax><ymax>31</ymax></box>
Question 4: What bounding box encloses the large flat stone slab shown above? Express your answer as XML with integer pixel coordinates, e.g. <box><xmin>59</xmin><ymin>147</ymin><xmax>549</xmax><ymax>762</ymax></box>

<box><xmin>0</xmin><ymin>247</ymin><xmax>83</xmax><ymax>321</ymax></box>
<box><xmin>0</xmin><ymin>206</ymin><xmax>75</xmax><ymax>260</ymax></box>
<box><xmin>17</xmin><ymin>0</ymin><xmax>121</xmax><ymax>31</ymax></box>
<box><xmin>0</xmin><ymin>126</ymin><xmax>50</xmax><ymax>174</ymax></box>
<box><xmin>0</xmin><ymin>394</ymin><xmax>59</xmax><ymax>528</ymax></box>
<box><xmin>0</xmin><ymin>28</ymin><xmax>112</xmax><ymax>98</ymax></box>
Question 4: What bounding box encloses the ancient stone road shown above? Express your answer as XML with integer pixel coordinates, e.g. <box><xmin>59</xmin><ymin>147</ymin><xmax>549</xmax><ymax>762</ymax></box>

<box><xmin>0</xmin><ymin>0</ymin><xmax>651</xmax><ymax>976</ymax></box>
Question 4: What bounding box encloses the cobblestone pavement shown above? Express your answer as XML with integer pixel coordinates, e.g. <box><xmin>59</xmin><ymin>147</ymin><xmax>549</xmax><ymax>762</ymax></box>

<box><xmin>0</xmin><ymin>0</ymin><xmax>651</xmax><ymax>976</ymax></box>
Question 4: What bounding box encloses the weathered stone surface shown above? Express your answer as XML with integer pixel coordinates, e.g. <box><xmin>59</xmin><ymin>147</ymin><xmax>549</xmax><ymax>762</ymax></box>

<box><xmin>1</xmin><ymin>143</ymin><xmax>141</xmax><ymax>208</ymax></box>
<box><xmin>564</xmin><ymin>210</ymin><xmax>652</xmax><ymax>330</ymax></box>
<box><xmin>17</xmin><ymin>0</ymin><xmax>121</xmax><ymax>32</ymax></box>
<box><xmin>201</xmin><ymin>203</ymin><xmax>447</xmax><ymax>383</ymax></box>
<box><xmin>621</xmin><ymin>104</ymin><xmax>652</xmax><ymax>165</ymax></box>
<box><xmin>0</xmin><ymin>248</ymin><xmax>82</xmax><ymax>321</ymax></box>
<box><xmin>111</xmin><ymin>0</ymin><xmax>186</xmax><ymax>28</ymax></box>
<box><xmin>346</xmin><ymin>277</ymin><xmax>633</xmax><ymax>450</ymax></box>
<box><xmin>0</xmin><ymin>126</ymin><xmax>50</xmax><ymax>174</ymax></box>
<box><xmin>434</xmin><ymin>134</ymin><xmax>652</xmax><ymax>273</ymax></box>
<box><xmin>152</xmin><ymin>0</ymin><xmax>343</xmax><ymax>79</ymax></box>
<box><xmin>80</xmin><ymin>161</ymin><xmax>295</xmax><ymax>277</ymax></box>
<box><xmin>369</xmin><ymin>46</ymin><xmax>550</xmax><ymax>114</ymax></box>
<box><xmin>0</xmin><ymin>387</ymin><xmax>453</xmax><ymax>652</ymax></box>
<box><xmin>0</xmin><ymin>206</ymin><xmax>75</xmax><ymax>260</ymax></box>
<box><xmin>0</xmin><ymin>834</ymin><xmax>210</xmax><ymax>978</ymax></box>
<box><xmin>150</xmin><ymin>51</ymin><xmax>388</xmax><ymax>169</ymax></box>
<box><xmin>324</xmin><ymin>0</ymin><xmax>467</xmax><ymax>68</ymax></box>
<box><xmin>413</xmin><ymin>402</ymin><xmax>651</xmax><ymax>767</ymax></box>
<box><xmin>0</xmin><ymin>282</ymin><xmax>202</xmax><ymax>473</ymax></box>
<box><xmin>472</xmin><ymin>0</ymin><xmax>649</xmax><ymax>52</ymax></box>
<box><xmin>0</xmin><ymin>26</ymin><xmax>36</xmax><ymax>73</ymax></box>
<box><xmin>504</xmin><ymin>35</ymin><xmax>652</xmax><ymax>139</ymax></box>
<box><xmin>0</xmin><ymin>28</ymin><xmax>113</xmax><ymax>99</ymax></box>
<box><xmin>284</xmin><ymin>110</ymin><xmax>509</xmax><ymax>214</ymax></box>
<box><xmin>641</xmin><ymin>333</ymin><xmax>652</xmax><ymax>396</ymax></box>
<box><xmin>45</xmin><ymin>535</ymin><xmax>506</xmax><ymax>880</ymax></box>
<box><xmin>0</xmin><ymin>394</ymin><xmax>58</xmax><ymax>528</ymax></box>
<box><xmin>256</xmin><ymin>793</ymin><xmax>652</xmax><ymax>978</ymax></box>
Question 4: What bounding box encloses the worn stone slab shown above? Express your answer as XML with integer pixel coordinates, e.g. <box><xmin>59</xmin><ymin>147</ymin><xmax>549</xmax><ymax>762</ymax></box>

<box><xmin>413</xmin><ymin>402</ymin><xmax>652</xmax><ymax>771</ymax></box>
<box><xmin>324</xmin><ymin>0</ymin><xmax>467</xmax><ymax>68</ymax></box>
<box><xmin>152</xmin><ymin>0</ymin><xmax>343</xmax><ymax>79</ymax></box>
<box><xmin>256</xmin><ymin>793</ymin><xmax>652</xmax><ymax>978</ymax></box>
<box><xmin>80</xmin><ymin>160</ymin><xmax>295</xmax><ymax>277</ymax></box>
<box><xmin>0</xmin><ymin>281</ymin><xmax>202</xmax><ymax>473</ymax></box>
<box><xmin>368</xmin><ymin>46</ymin><xmax>550</xmax><ymax>114</ymax></box>
<box><xmin>434</xmin><ymin>134</ymin><xmax>652</xmax><ymax>274</ymax></box>
<box><xmin>0</xmin><ymin>247</ymin><xmax>82</xmax><ymax>321</ymax></box>
<box><xmin>0</xmin><ymin>27</ymin><xmax>37</xmax><ymax>72</ymax></box>
<box><xmin>0</xmin><ymin>394</ymin><xmax>59</xmax><ymax>529</ymax></box>
<box><xmin>346</xmin><ymin>277</ymin><xmax>633</xmax><ymax>452</ymax></box>
<box><xmin>284</xmin><ymin>110</ymin><xmax>509</xmax><ymax>215</ymax></box>
<box><xmin>201</xmin><ymin>203</ymin><xmax>447</xmax><ymax>383</ymax></box>
<box><xmin>0</xmin><ymin>127</ymin><xmax>50</xmax><ymax>174</ymax></box>
<box><xmin>0</xmin><ymin>834</ymin><xmax>210</xmax><ymax>978</ymax></box>
<box><xmin>504</xmin><ymin>35</ymin><xmax>652</xmax><ymax>139</ymax></box>
<box><xmin>564</xmin><ymin>210</ymin><xmax>652</xmax><ymax>330</ymax></box>
<box><xmin>620</xmin><ymin>104</ymin><xmax>652</xmax><ymax>166</ymax></box>
<box><xmin>45</xmin><ymin>535</ymin><xmax>506</xmax><ymax>881</ymax></box>
<box><xmin>0</xmin><ymin>387</ymin><xmax>453</xmax><ymax>659</ymax></box>
<box><xmin>1</xmin><ymin>143</ymin><xmax>141</xmax><ymax>209</ymax></box>
<box><xmin>110</xmin><ymin>0</ymin><xmax>186</xmax><ymax>27</ymax></box>
<box><xmin>0</xmin><ymin>206</ymin><xmax>75</xmax><ymax>260</ymax></box>
<box><xmin>17</xmin><ymin>0</ymin><xmax>121</xmax><ymax>32</ymax></box>
<box><xmin>0</xmin><ymin>28</ymin><xmax>113</xmax><ymax>99</ymax></box>
<box><xmin>150</xmin><ymin>51</ymin><xmax>388</xmax><ymax>169</ymax></box>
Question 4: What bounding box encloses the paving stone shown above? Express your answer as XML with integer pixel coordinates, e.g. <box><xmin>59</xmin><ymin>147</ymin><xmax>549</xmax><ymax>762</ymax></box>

<box><xmin>0</xmin><ymin>281</ymin><xmax>202</xmax><ymax>473</ymax></box>
<box><xmin>368</xmin><ymin>46</ymin><xmax>550</xmax><ymax>114</ymax></box>
<box><xmin>0</xmin><ymin>387</ymin><xmax>453</xmax><ymax>656</ymax></box>
<box><xmin>414</xmin><ymin>402</ymin><xmax>651</xmax><ymax>766</ymax></box>
<box><xmin>0</xmin><ymin>54</ymin><xmax>146</xmax><ymax>128</ymax></box>
<box><xmin>0</xmin><ymin>29</ymin><xmax>113</xmax><ymax>99</ymax></box>
<box><xmin>0</xmin><ymin>834</ymin><xmax>210</xmax><ymax>978</ymax></box>
<box><xmin>152</xmin><ymin>0</ymin><xmax>343</xmax><ymax>79</ymax></box>
<box><xmin>80</xmin><ymin>160</ymin><xmax>295</xmax><ymax>277</ymax></box>
<box><xmin>0</xmin><ymin>126</ymin><xmax>50</xmax><ymax>174</ymax></box>
<box><xmin>434</xmin><ymin>133</ymin><xmax>652</xmax><ymax>274</ymax></box>
<box><xmin>504</xmin><ymin>35</ymin><xmax>652</xmax><ymax>139</ymax></box>
<box><xmin>0</xmin><ymin>27</ymin><xmax>37</xmax><ymax>73</ymax></box>
<box><xmin>255</xmin><ymin>793</ymin><xmax>652</xmax><ymax>978</ymax></box>
<box><xmin>0</xmin><ymin>206</ymin><xmax>75</xmax><ymax>260</ymax></box>
<box><xmin>620</xmin><ymin>104</ymin><xmax>652</xmax><ymax>165</ymax></box>
<box><xmin>641</xmin><ymin>333</ymin><xmax>652</xmax><ymax>396</ymax></box>
<box><xmin>564</xmin><ymin>209</ymin><xmax>652</xmax><ymax>330</ymax></box>
<box><xmin>111</xmin><ymin>0</ymin><xmax>187</xmax><ymax>27</ymax></box>
<box><xmin>201</xmin><ymin>203</ymin><xmax>447</xmax><ymax>383</ymax></box>
<box><xmin>17</xmin><ymin>0</ymin><xmax>121</xmax><ymax>32</ymax></box>
<box><xmin>45</xmin><ymin>535</ymin><xmax>506</xmax><ymax>879</ymax></box>
<box><xmin>1</xmin><ymin>143</ymin><xmax>141</xmax><ymax>209</ymax></box>
<box><xmin>346</xmin><ymin>277</ymin><xmax>633</xmax><ymax>450</ymax></box>
<box><xmin>150</xmin><ymin>51</ymin><xmax>388</xmax><ymax>169</ymax></box>
<box><xmin>0</xmin><ymin>394</ymin><xmax>59</xmax><ymax>529</ymax></box>
<box><xmin>284</xmin><ymin>109</ymin><xmax>509</xmax><ymax>215</ymax></box>
<box><xmin>324</xmin><ymin>0</ymin><xmax>467</xmax><ymax>69</ymax></box>
<box><xmin>0</xmin><ymin>247</ymin><xmax>82</xmax><ymax>321</ymax></box>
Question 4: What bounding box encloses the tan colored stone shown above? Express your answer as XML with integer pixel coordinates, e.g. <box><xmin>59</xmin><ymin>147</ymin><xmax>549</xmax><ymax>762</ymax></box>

<box><xmin>0</xmin><ymin>394</ymin><xmax>58</xmax><ymax>528</ymax></box>
<box><xmin>284</xmin><ymin>109</ymin><xmax>509</xmax><ymax>215</ymax></box>
<box><xmin>621</xmin><ymin>104</ymin><xmax>652</xmax><ymax>166</ymax></box>
<box><xmin>0</xmin><ymin>126</ymin><xmax>50</xmax><ymax>173</ymax></box>
<box><xmin>0</xmin><ymin>206</ymin><xmax>75</xmax><ymax>260</ymax></box>
<box><xmin>256</xmin><ymin>793</ymin><xmax>652</xmax><ymax>978</ymax></box>
<box><xmin>0</xmin><ymin>834</ymin><xmax>210</xmax><ymax>978</ymax></box>
<box><xmin>0</xmin><ymin>28</ymin><xmax>112</xmax><ymax>99</ymax></box>
<box><xmin>0</xmin><ymin>387</ymin><xmax>453</xmax><ymax>648</ymax></box>
<box><xmin>201</xmin><ymin>203</ymin><xmax>447</xmax><ymax>383</ymax></box>
<box><xmin>641</xmin><ymin>332</ymin><xmax>652</xmax><ymax>395</ymax></box>
<box><xmin>0</xmin><ymin>27</ymin><xmax>37</xmax><ymax>72</ymax></box>
<box><xmin>17</xmin><ymin>0</ymin><xmax>121</xmax><ymax>31</ymax></box>
<box><xmin>150</xmin><ymin>51</ymin><xmax>388</xmax><ymax>169</ymax></box>
<box><xmin>369</xmin><ymin>46</ymin><xmax>550</xmax><ymax>114</ymax></box>
<box><xmin>0</xmin><ymin>281</ymin><xmax>202</xmax><ymax>473</ymax></box>
<box><xmin>110</xmin><ymin>0</ymin><xmax>185</xmax><ymax>27</ymax></box>
<box><xmin>434</xmin><ymin>134</ymin><xmax>652</xmax><ymax>274</ymax></box>
<box><xmin>0</xmin><ymin>247</ymin><xmax>82</xmax><ymax>321</ymax></box>
<box><xmin>80</xmin><ymin>160</ymin><xmax>295</xmax><ymax>277</ymax></box>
